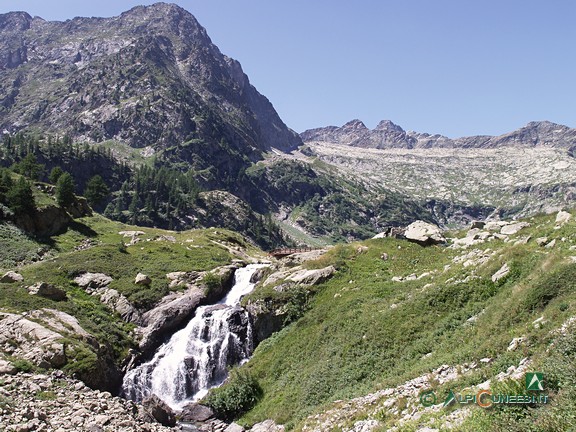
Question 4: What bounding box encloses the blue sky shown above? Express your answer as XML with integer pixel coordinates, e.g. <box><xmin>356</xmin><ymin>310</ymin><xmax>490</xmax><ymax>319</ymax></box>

<box><xmin>2</xmin><ymin>1</ymin><xmax>575</xmax><ymax>137</ymax></box>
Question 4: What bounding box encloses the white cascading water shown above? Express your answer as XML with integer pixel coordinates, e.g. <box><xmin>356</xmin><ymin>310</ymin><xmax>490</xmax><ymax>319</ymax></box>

<box><xmin>122</xmin><ymin>264</ymin><xmax>267</xmax><ymax>410</ymax></box>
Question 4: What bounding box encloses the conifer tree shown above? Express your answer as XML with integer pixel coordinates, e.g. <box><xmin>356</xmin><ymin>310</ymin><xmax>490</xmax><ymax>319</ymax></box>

<box><xmin>48</xmin><ymin>166</ymin><xmax>64</xmax><ymax>184</ymax></box>
<box><xmin>55</xmin><ymin>172</ymin><xmax>76</xmax><ymax>207</ymax></box>
<box><xmin>84</xmin><ymin>175</ymin><xmax>110</xmax><ymax>207</ymax></box>
<box><xmin>7</xmin><ymin>177</ymin><xmax>36</xmax><ymax>215</ymax></box>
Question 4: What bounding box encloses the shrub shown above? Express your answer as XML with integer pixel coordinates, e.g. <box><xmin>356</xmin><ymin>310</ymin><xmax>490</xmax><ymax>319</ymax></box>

<box><xmin>203</xmin><ymin>368</ymin><xmax>263</xmax><ymax>420</ymax></box>
<box><xmin>11</xmin><ymin>358</ymin><xmax>35</xmax><ymax>373</ymax></box>
<box><xmin>202</xmin><ymin>272</ymin><xmax>224</xmax><ymax>295</ymax></box>
<box><xmin>283</xmin><ymin>286</ymin><xmax>309</xmax><ymax>325</ymax></box>
<box><xmin>523</xmin><ymin>265</ymin><xmax>576</xmax><ymax>311</ymax></box>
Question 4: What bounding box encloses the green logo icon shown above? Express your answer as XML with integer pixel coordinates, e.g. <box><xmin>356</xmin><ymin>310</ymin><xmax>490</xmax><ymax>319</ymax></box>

<box><xmin>420</xmin><ymin>390</ymin><xmax>436</xmax><ymax>407</ymax></box>
<box><xmin>526</xmin><ymin>372</ymin><xmax>544</xmax><ymax>391</ymax></box>
<box><xmin>443</xmin><ymin>389</ymin><xmax>456</xmax><ymax>407</ymax></box>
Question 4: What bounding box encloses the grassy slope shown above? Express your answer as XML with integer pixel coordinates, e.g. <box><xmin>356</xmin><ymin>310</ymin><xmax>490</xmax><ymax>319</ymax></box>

<box><xmin>0</xmin><ymin>211</ymin><xmax>262</xmax><ymax>366</ymax></box>
<box><xmin>238</xmin><ymin>212</ymin><xmax>576</xmax><ymax>430</ymax></box>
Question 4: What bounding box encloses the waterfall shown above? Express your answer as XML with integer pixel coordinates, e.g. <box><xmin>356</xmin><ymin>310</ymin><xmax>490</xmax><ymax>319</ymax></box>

<box><xmin>122</xmin><ymin>264</ymin><xmax>267</xmax><ymax>410</ymax></box>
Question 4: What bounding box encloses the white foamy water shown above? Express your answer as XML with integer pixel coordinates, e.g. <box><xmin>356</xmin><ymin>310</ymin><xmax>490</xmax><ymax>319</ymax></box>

<box><xmin>122</xmin><ymin>264</ymin><xmax>267</xmax><ymax>409</ymax></box>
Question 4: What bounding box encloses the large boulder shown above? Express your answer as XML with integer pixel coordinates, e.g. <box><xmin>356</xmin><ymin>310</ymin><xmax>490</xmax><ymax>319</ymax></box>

<box><xmin>556</xmin><ymin>210</ymin><xmax>572</xmax><ymax>226</ymax></box>
<box><xmin>65</xmin><ymin>196</ymin><xmax>93</xmax><ymax>218</ymax></box>
<box><xmin>251</xmin><ymin>420</ymin><xmax>286</xmax><ymax>432</ymax></box>
<box><xmin>0</xmin><ymin>271</ymin><xmax>23</xmax><ymax>283</ymax></box>
<box><xmin>74</xmin><ymin>273</ymin><xmax>113</xmax><ymax>290</ymax></box>
<box><xmin>142</xmin><ymin>394</ymin><xmax>176</xmax><ymax>427</ymax></box>
<box><xmin>0</xmin><ymin>309</ymin><xmax>121</xmax><ymax>391</ymax></box>
<box><xmin>98</xmin><ymin>288</ymin><xmax>142</xmax><ymax>324</ymax></box>
<box><xmin>286</xmin><ymin>266</ymin><xmax>336</xmax><ymax>286</ymax></box>
<box><xmin>0</xmin><ymin>359</ymin><xmax>16</xmax><ymax>375</ymax></box>
<box><xmin>135</xmin><ymin>273</ymin><xmax>152</xmax><ymax>286</ymax></box>
<box><xmin>166</xmin><ymin>271</ymin><xmax>201</xmax><ymax>289</ymax></box>
<box><xmin>404</xmin><ymin>221</ymin><xmax>446</xmax><ymax>246</ymax></box>
<box><xmin>0</xmin><ymin>311</ymin><xmax>72</xmax><ymax>368</ymax></box>
<box><xmin>137</xmin><ymin>286</ymin><xmax>205</xmax><ymax>356</ymax></box>
<box><xmin>500</xmin><ymin>222</ymin><xmax>530</xmax><ymax>235</ymax></box>
<box><xmin>179</xmin><ymin>403</ymin><xmax>215</xmax><ymax>422</ymax></box>
<box><xmin>73</xmin><ymin>273</ymin><xmax>140</xmax><ymax>323</ymax></box>
<box><xmin>27</xmin><ymin>282</ymin><xmax>67</xmax><ymax>301</ymax></box>
<box><xmin>492</xmin><ymin>263</ymin><xmax>510</xmax><ymax>283</ymax></box>
<box><xmin>245</xmin><ymin>299</ymin><xmax>286</xmax><ymax>345</ymax></box>
<box><xmin>15</xmin><ymin>205</ymin><xmax>71</xmax><ymax>237</ymax></box>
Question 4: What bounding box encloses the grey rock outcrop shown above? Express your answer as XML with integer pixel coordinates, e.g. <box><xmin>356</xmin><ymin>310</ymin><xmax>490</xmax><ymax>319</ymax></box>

<box><xmin>500</xmin><ymin>222</ymin><xmax>530</xmax><ymax>235</ymax></box>
<box><xmin>0</xmin><ymin>308</ymin><xmax>120</xmax><ymax>390</ymax></box>
<box><xmin>404</xmin><ymin>221</ymin><xmax>446</xmax><ymax>246</ymax></box>
<box><xmin>556</xmin><ymin>210</ymin><xmax>572</xmax><ymax>226</ymax></box>
<box><xmin>0</xmin><ymin>371</ymin><xmax>172</xmax><ymax>431</ymax></box>
<box><xmin>166</xmin><ymin>271</ymin><xmax>201</xmax><ymax>289</ymax></box>
<box><xmin>14</xmin><ymin>205</ymin><xmax>71</xmax><ymax>237</ymax></box>
<box><xmin>0</xmin><ymin>310</ymin><xmax>83</xmax><ymax>369</ymax></box>
<box><xmin>286</xmin><ymin>266</ymin><xmax>336</xmax><ymax>285</ymax></box>
<box><xmin>225</xmin><ymin>423</ymin><xmax>246</xmax><ymax>432</ymax></box>
<box><xmin>0</xmin><ymin>271</ymin><xmax>23</xmax><ymax>283</ymax></box>
<box><xmin>0</xmin><ymin>359</ymin><xmax>17</xmax><ymax>374</ymax></box>
<box><xmin>180</xmin><ymin>403</ymin><xmax>215</xmax><ymax>422</ymax></box>
<box><xmin>250</xmin><ymin>420</ymin><xmax>286</xmax><ymax>432</ymax></box>
<box><xmin>135</xmin><ymin>272</ymin><xmax>152</xmax><ymax>286</ymax></box>
<box><xmin>137</xmin><ymin>286</ymin><xmax>205</xmax><ymax>356</ymax></box>
<box><xmin>98</xmin><ymin>288</ymin><xmax>142</xmax><ymax>324</ymax></box>
<box><xmin>141</xmin><ymin>394</ymin><xmax>176</xmax><ymax>427</ymax></box>
<box><xmin>247</xmin><ymin>261</ymin><xmax>336</xmax><ymax>344</ymax></box>
<box><xmin>27</xmin><ymin>282</ymin><xmax>67</xmax><ymax>301</ymax></box>
<box><xmin>492</xmin><ymin>263</ymin><xmax>511</xmax><ymax>283</ymax></box>
<box><xmin>74</xmin><ymin>272</ymin><xmax>113</xmax><ymax>289</ymax></box>
<box><xmin>73</xmin><ymin>272</ymin><xmax>141</xmax><ymax>323</ymax></box>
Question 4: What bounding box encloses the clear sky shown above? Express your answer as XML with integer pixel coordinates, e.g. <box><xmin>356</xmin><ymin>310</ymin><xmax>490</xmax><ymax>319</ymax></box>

<box><xmin>1</xmin><ymin>0</ymin><xmax>575</xmax><ymax>137</ymax></box>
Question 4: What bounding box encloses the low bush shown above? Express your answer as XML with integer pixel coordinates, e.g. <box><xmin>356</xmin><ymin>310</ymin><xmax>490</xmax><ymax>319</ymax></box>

<box><xmin>523</xmin><ymin>265</ymin><xmax>576</xmax><ymax>311</ymax></box>
<box><xmin>203</xmin><ymin>368</ymin><xmax>263</xmax><ymax>420</ymax></box>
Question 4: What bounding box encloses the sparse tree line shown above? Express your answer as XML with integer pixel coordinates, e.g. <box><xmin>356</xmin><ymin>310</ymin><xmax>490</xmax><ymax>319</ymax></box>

<box><xmin>0</xmin><ymin>132</ymin><xmax>288</xmax><ymax>248</ymax></box>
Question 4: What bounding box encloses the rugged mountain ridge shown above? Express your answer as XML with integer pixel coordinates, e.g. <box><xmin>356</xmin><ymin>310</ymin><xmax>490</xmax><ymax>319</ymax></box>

<box><xmin>0</xmin><ymin>4</ymin><xmax>300</xmax><ymax>176</ymax></box>
<box><xmin>301</xmin><ymin>119</ymin><xmax>576</xmax><ymax>149</ymax></box>
<box><xmin>299</xmin><ymin>119</ymin><xmax>576</xmax><ymax>222</ymax></box>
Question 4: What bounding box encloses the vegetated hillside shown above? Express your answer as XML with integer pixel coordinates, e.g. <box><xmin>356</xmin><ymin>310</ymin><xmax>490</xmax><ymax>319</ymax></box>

<box><xmin>0</xmin><ymin>178</ymin><xmax>266</xmax><ymax>392</ymax></box>
<box><xmin>215</xmin><ymin>210</ymin><xmax>576</xmax><ymax>431</ymax></box>
<box><xmin>243</xmin><ymin>158</ymin><xmax>436</xmax><ymax>244</ymax></box>
<box><xmin>0</xmin><ymin>131</ymin><xmax>440</xmax><ymax>247</ymax></box>
<box><xmin>0</xmin><ymin>133</ymin><xmax>289</xmax><ymax>249</ymax></box>
<box><xmin>301</xmin><ymin>120</ymin><xmax>576</xmax><ymax>223</ymax></box>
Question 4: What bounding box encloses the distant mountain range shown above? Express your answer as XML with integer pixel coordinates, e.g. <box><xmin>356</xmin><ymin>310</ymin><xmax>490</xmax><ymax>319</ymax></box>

<box><xmin>301</xmin><ymin>119</ymin><xmax>576</xmax><ymax>150</ymax></box>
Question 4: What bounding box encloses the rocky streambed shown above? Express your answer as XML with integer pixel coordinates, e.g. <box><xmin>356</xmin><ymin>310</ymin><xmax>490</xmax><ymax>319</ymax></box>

<box><xmin>0</xmin><ymin>371</ymin><xmax>173</xmax><ymax>432</ymax></box>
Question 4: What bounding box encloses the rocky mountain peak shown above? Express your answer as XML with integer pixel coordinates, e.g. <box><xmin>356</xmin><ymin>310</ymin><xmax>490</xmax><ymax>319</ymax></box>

<box><xmin>302</xmin><ymin>119</ymin><xmax>576</xmax><ymax>149</ymax></box>
<box><xmin>375</xmin><ymin>119</ymin><xmax>404</xmax><ymax>133</ymax></box>
<box><xmin>342</xmin><ymin>119</ymin><xmax>368</xmax><ymax>131</ymax></box>
<box><xmin>0</xmin><ymin>11</ymin><xmax>32</xmax><ymax>32</ymax></box>
<box><xmin>119</xmin><ymin>2</ymin><xmax>208</xmax><ymax>41</ymax></box>
<box><xmin>0</xmin><ymin>3</ymin><xmax>301</xmax><ymax>177</ymax></box>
